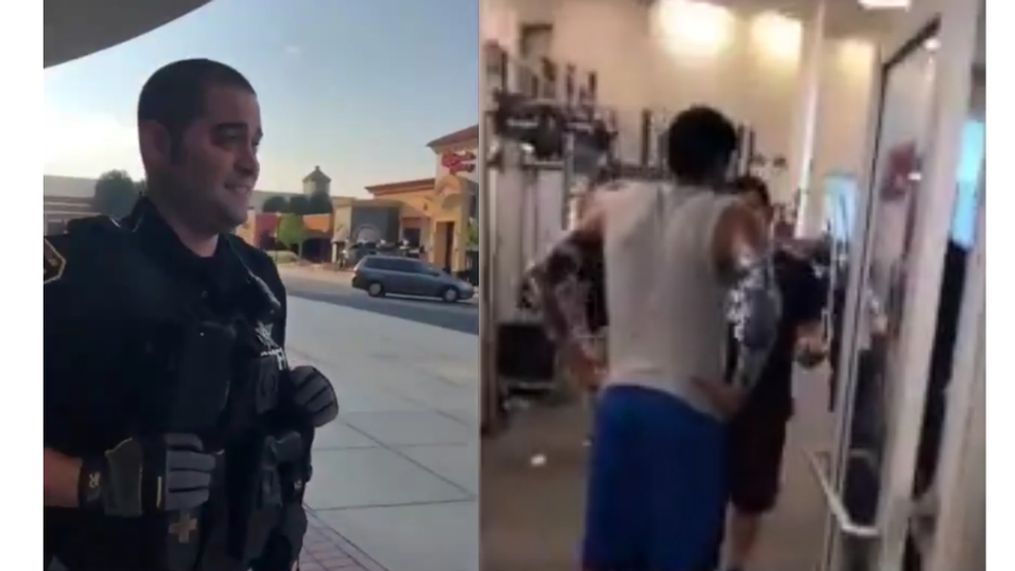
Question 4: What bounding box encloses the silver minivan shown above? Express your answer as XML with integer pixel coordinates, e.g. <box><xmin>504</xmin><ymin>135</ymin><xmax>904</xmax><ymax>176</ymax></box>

<box><xmin>352</xmin><ymin>255</ymin><xmax>474</xmax><ymax>303</ymax></box>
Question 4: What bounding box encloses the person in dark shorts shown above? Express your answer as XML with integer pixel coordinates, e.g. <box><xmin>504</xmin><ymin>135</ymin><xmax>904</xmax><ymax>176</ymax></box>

<box><xmin>722</xmin><ymin>175</ymin><xmax>827</xmax><ymax>571</ymax></box>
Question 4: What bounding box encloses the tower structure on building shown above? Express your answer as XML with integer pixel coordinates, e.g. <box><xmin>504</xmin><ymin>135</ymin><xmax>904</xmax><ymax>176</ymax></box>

<box><xmin>303</xmin><ymin>165</ymin><xmax>331</xmax><ymax>196</ymax></box>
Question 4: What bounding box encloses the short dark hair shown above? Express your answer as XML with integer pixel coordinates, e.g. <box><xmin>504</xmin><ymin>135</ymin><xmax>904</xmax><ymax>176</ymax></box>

<box><xmin>138</xmin><ymin>59</ymin><xmax>255</xmax><ymax>157</ymax></box>
<box><xmin>666</xmin><ymin>106</ymin><xmax>738</xmax><ymax>183</ymax></box>
<box><xmin>731</xmin><ymin>174</ymin><xmax>771</xmax><ymax>208</ymax></box>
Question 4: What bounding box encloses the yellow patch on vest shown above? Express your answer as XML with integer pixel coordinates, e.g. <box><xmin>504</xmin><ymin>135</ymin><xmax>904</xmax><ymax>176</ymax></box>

<box><xmin>44</xmin><ymin>238</ymin><xmax>66</xmax><ymax>284</ymax></box>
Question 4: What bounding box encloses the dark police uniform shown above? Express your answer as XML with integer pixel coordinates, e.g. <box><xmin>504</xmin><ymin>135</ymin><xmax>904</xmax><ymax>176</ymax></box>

<box><xmin>45</xmin><ymin>198</ymin><xmax>312</xmax><ymax>571</ymax></box>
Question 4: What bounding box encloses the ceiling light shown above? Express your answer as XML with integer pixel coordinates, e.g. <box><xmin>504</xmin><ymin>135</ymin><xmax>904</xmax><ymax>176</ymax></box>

<box><xmin>653</xmin><ymin>0</ymin><xmax>735</xmax><ymax>59</ymax></box>
<box><xmin>751</xmin><ymin>11</ymin><xmax>803</xmax><ymax>65</ymax></box>
<box><xmin>924</xmin><ymin>37</ymin><xmax>941</xmax><ymax>51</ymax></box>
<box><xmin>857</xmin><ymin>0</ymin><xmax>910</xmax><ymax>9</ymax></box>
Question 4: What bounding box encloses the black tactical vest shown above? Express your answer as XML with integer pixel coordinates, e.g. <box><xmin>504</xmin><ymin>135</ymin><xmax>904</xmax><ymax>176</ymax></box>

<box><xmin>45</xmin><ymin>208</ymin><xmax>310</xmax><ymax>571</ymax></box>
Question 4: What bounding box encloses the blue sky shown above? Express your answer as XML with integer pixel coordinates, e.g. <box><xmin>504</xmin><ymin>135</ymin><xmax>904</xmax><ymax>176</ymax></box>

<box><xmin>44</xmin><ymin>0</ymin><xmax>478</xmax><ymax>197</ymax></box>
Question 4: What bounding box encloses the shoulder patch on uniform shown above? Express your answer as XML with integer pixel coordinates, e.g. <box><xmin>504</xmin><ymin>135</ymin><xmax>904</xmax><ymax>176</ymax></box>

<box><xmin>44</xmin><ymin>238</ymin><xmax>66</xmax><ymax>284</ymax></box>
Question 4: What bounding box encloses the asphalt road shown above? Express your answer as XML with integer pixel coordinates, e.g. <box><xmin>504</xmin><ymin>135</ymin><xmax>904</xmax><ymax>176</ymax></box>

<box><xmin>282</xmin><ymin>275</ymin><xmax>479</xmax><ymax>335</ymax></box>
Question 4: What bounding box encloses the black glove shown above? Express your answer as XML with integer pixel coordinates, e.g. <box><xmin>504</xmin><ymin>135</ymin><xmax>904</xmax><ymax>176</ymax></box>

<box><xmin>78</xmin><ymin>433</ymin><xmax>216</xmax><ymax>517</ymax></box>
<box><xmin>287</xmin><ymin>366</ymin><xmax>339</xmax><ymax>428</ymax></box>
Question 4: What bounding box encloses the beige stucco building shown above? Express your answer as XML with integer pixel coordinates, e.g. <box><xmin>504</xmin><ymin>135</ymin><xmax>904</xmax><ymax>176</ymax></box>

<box><xmin>363</xmin><ymin>126</ymin><xmax>479</xmax><ymax>272</ymax></box>
<box><xmin>236</xmin><ymin>126</ymin><xmax>479</xmax><ymax>272</ymax></box>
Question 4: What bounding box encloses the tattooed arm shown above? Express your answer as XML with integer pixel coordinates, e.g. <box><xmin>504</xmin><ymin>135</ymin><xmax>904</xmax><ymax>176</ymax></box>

<box><xmin>699</xmin><ymin>200</ymin><xmax>779</xmax><ymax>415</ymax></box>
<box><xmin>520</xmin><ymin>196</ymin><xmax>606</xmax><ymax>378</ymax></box>
<box><xmin>728</xmin><ymin>254</ymin><xmax>780</xmax><ymax>390</ymax></box>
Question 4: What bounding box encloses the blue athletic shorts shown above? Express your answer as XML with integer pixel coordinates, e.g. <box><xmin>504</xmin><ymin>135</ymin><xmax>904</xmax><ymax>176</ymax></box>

<box><xmin>582</xmin><ymin>384</ymin><xmax>727</xmax><ymax>571</ymax></box>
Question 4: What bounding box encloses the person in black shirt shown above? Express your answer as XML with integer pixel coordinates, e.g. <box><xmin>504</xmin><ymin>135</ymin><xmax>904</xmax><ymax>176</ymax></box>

<box><xmin>721</xmin><ymin>176</ymin><xmax>827</xmax><ymax>571</ymax></box>
<box><xmin>44</xmin><ymin>59</ymin><xmax>339</xmax><ymax>571</ymax></box>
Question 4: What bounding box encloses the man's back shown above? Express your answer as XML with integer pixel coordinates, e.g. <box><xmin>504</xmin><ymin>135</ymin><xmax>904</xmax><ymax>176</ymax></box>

<box><xmin>603</xmin><ymin>182</ymin><xmax>737</xmax><ymax>418</ymax></box>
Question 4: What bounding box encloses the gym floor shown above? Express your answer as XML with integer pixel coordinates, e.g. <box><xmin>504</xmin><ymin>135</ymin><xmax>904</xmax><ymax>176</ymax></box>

<box><xmin>480</xmin><ymin>366</ymin><xmax>833</xmax><ymax>571</ymax></box>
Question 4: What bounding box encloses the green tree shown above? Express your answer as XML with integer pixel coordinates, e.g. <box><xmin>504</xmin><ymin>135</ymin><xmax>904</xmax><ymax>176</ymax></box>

<box><xmin>263</xmin><ymin>195</ymin><xmax>289</xmax><ymax>213</ymax></box>
<box><xmin>467</xmin><ymin>218</ymin><xmax>479</xmax><ymax>249</ymax></box>
<box><xmin>276</xmin><ymin>213</ymin><xmax>306</xmax><ymax>256</ymax></box>
<box><xmin>288</xmin><ymin>195</ymin><xmax>311</xmax><ymax>215</ymax></box>
<box><xmin>94</xmin><ymin>170</ymin><xmax>140</xmax><ymax>218</ymax></box>
<box><xmin>307</xmin><ymin>190</ymin><xmax>333</xmax><ymax>214</ymax></box>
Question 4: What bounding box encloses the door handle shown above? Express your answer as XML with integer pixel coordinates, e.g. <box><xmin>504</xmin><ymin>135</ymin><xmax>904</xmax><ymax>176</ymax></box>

<box><xmin>803</xmin><ymin>449</ymin><xmax>880</xmax><ymax>539</ymax></box>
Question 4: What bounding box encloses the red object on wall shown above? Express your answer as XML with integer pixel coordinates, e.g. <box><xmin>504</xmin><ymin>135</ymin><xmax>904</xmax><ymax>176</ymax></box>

<box><xmin>441</xmin><ymin>151</ymin><xmax>476</xmax><ymax>175</ymax></box>
<box><xmin>880</xmin><ymin>142</ymin><xmax>920</xmax><ymax>201</ymax></box>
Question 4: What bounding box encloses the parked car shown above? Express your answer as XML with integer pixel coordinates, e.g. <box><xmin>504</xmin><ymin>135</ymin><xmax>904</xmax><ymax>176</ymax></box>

<box><xmin>342</xmin><ymin>242</ymin><xmax>377</xmax><ymax>267</ymax></box>
<box><xmin>352</xmin><ymin>255</ymin><xmax>475</xmax><ymax>303</ymax></box>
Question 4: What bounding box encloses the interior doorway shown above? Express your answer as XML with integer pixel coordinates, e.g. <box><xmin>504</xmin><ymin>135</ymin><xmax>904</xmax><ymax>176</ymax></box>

<box><xmin>819</xmin><ymin>1</ymin><xmax>984</xmax><ymax>568</ymax></box>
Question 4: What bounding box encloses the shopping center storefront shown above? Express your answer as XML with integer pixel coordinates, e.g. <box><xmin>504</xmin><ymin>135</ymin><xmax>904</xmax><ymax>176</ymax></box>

<box><xmin>364</xmin><ymin>126</ymin><xmax>479</xmax><ymax>273</ymax></box>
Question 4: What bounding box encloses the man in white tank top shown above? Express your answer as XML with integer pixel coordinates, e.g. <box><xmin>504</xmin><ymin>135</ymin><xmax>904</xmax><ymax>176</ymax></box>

<box><xmin>525</xmin><ymin>107</ymin><xmax>771</xmax><ymax>571</ymax></box>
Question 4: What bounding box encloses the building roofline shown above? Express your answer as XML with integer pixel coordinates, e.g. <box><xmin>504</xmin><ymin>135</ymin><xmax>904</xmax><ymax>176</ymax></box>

<box><xmin>365</xmin><ymin>178</ymin><xmax>436</xmax><ymax>196</ymax></box>
<box><xmin>426</xmin><ymin>125</ymin><xmax>479</xmax><ymax>150</ymax></box>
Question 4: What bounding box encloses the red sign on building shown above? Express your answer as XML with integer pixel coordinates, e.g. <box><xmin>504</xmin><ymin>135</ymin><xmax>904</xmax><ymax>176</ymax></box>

<box><xmin>441</xmin><ymin>150</ymin><xmax>476</xmax><ymax>175</ymax></box>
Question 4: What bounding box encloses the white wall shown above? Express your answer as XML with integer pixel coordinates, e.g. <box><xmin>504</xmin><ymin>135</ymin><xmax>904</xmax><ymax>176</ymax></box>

<box><xmin>487</xmin><ymin>0</ymin><xmax>874</xmax><ymax>208</ymax></box>
<box><xmin>481</xmin><ymin>0</ymin><xmax>521</xmax><ymax>57</ymax></box>
<box><xmin>483</xmin><ymin>0</ymin><xmax>879</xmax><ymax>229</ymax></box>
<box><xmin>482</xmin><ymin>0</ymin><xmax>556</xmax><ymax>57</ymax></box>
<box><xmin>798</xmin><ymin>36</ymin><xmax>877</xmax><ymax>236</ymax></box>
<box><xmin>545</xmin><ymin>0</ymin><xmax>805</xmax><ymax>179</ymax></box>
<box><xmin>813</xmin><ymin>39</ymin><xmax>877</xmax><ymax>181</ymax></box>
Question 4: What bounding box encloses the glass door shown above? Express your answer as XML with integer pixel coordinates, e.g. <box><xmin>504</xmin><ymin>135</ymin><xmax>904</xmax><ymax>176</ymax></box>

<box><xmin>906</xmin><ymin>12</ymin><xmax>984</xmax><ymax>569</ymax></box>
<box><xmin>818</xmin><ymin>0</ymin><xmax>982</xmax><ymax>568</ymax></box>
<box><xmin>831</xmin><ymin>26</ymin><xmax>941</xmax><ymax>570</ymax></box>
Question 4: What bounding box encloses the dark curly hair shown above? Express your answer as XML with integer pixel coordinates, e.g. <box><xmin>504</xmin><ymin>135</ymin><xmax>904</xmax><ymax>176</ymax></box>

<box><xmin>666</xmin><ymin>106</ymin><xmax>738</xmax><ymax>184</ymax></box>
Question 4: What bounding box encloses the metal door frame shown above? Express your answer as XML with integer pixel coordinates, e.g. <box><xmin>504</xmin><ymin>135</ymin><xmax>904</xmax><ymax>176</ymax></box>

<box><xmin>820</xmin><ymin>0</ymin><xmax>982</xmax><ymax>568</ymax></box>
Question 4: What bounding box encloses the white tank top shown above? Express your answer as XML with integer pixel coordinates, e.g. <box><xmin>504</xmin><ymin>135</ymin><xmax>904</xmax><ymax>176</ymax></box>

<box><xmin>602</xmin><ymin>181</ymin><xmax>737</xmax><ymax>419</ymax></box>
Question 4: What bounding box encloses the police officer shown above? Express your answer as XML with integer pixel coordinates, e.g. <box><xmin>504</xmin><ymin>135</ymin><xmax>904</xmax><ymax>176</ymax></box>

<box><xmin>43</xmin><ymin>59</ymin><xmax>339</xmax><ymax>571</ymax></box>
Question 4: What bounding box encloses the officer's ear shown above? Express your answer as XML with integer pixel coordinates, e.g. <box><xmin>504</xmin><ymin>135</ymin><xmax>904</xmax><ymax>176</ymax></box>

<box><xmin>138</xmin><ymin>120</ymin><xmax>174</xmax><ymax>170</ymax></box>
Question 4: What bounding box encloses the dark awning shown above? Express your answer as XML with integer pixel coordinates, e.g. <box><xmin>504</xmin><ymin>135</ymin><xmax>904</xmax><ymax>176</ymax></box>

<box><xmin>45</xmin><ymin>0</ymin><xmax>211</xmax><ymax>68</ymax></box>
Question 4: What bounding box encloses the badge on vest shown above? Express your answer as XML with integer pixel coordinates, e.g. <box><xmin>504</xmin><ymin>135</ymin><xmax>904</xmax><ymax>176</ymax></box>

<box><xmin>256</xmin><ymin>323</ymin><xmax>287</xmax><ymax>370</ymax></box>
<box><xmin>44</xmin><ymin>238</ymin><xmax>66</xmax><ymax>284</ymax></box>
<box><xmin>169</xmin><ymin>511</ymin><xmax>199</xmax><ymax>544</ymax></box>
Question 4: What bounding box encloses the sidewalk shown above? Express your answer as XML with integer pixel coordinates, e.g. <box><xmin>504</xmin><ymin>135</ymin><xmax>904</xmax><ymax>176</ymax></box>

<box><xmin>301</xmin><ymin>509</ymin><xmax>388</xmax><ymax>571</ymax></box>
<box><xmin>278</xmin><ymin>263</ymin><xmax>353</xmax><ymax>286</ymax></box>
<box><xmin>286</xmin><ymin>297</ymin><xmax>480</xmax><ymax>571</ymax></box>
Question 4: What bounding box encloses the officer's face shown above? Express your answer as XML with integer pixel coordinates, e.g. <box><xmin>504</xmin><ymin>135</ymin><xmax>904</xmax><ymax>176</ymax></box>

<box><xmin>168</xmin><ymin>85</ymin><xmax>262</xmax><ymax>232</ymax></box>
